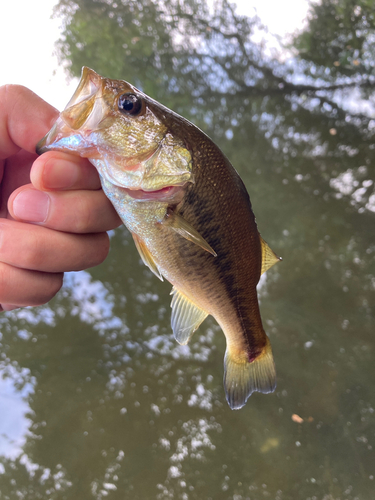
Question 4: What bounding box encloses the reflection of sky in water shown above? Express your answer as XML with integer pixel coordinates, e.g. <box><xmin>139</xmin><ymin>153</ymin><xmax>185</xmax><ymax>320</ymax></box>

<box><xmin>330</xmin><ymin>168</ymin><xmax>375</xmax><ymax>212</ymax></box>
<box><xmin>9</xmin><ymin>307</ymin><xmax>56</xmax><ymax>327</ymax></box>
<box><xmin>64</xmin><ymin>271</ymin><xmax>124</xmax><ymax>332</ymax></box>
<box><xmin>0</xmin><ymin>367</ymin><xmax>33</xmax><ymax>459</ymax></box>
<box><xmin>156</xmin><ymin>417</ymin><xmax>222</xmax><ymax>498</ymax></box>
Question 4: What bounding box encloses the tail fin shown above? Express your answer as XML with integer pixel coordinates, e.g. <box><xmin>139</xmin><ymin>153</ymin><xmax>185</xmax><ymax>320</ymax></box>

<box><xmin>224</xmin><ymin>338</ymin><xmax>276</xmax><ymax>410</ymax></box>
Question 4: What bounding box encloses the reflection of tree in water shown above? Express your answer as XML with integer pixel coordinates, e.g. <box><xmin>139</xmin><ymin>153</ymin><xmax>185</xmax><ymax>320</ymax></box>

<box><xmin>0</xmin><ymin>0</ymin><xmax>375</xmax><ymax>498</ymax></box>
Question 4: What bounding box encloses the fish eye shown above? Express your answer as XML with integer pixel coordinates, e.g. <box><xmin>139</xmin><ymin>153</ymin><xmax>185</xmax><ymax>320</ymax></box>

<box><xmin>118</xmin><ymin>93</ymin><xmax>143</xmax><ymax>116</ymax></box>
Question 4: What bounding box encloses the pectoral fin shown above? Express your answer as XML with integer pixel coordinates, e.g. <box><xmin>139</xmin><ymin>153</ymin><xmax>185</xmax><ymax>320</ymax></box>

<box><xmin>161</xmin><ymin>209</ymin><xmax>217</xmax><ymax>257</ymax></box>
<box><xmin>260</xmin><ymin>236</ymin><xmax>281</xmax><ymax>275</ymax></box>
<box><xmin>132</xmin><ymin>233</ymin><xmax>163</xmax><ymax>281</ymax></box>
<box><xmin>170</xmin><ymin>287</ymin><xmax>208</xmax><ymax>345</ymax></box>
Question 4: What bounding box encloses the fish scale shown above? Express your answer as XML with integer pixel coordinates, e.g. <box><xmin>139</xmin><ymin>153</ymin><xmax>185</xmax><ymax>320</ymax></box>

<box><xmin>37</xmin><ymin>66</ymin><xmax>281</xmax><ymax>410</ymax></box>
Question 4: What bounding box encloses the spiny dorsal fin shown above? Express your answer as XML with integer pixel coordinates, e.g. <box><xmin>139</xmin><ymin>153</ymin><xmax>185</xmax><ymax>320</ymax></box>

<box><xmin>132</xmin><ymin>233</ymin><xmax>163</xmax><ymax>281</ymax></box>
<box><xmin>224</xmin><ymin>337</ymin><xmax>276</xmax><ymax>410</ymax></box>
<box><xmin>260</xmin><ymin>236</ymin><xmax>281</xmax><ymax>275</ymax></box>
<box><xmin>170</xmin><ymin>287</ymin><xmax>208</xmax><ymax>345</ymax></box>
<box><xmin>161</xmin><ymin>209</ymin><xmax>217</xmax><ymax>257</ymax></box>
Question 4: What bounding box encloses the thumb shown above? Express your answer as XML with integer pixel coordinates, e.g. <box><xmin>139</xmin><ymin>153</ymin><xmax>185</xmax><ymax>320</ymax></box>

<box><xmin>0</xmin><ymin>85</ymin><xmax>59</xmax><ymax>159</ymax></box>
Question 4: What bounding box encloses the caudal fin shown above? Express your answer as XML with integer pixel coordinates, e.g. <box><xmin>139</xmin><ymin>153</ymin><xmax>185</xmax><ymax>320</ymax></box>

<box><xmin>223</xmin><ymin>338</ymin><xmax>276</xmax><ymax>410</ymax></box>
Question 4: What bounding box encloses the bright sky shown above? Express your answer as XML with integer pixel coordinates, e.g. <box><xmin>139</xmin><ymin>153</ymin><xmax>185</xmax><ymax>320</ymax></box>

<box><xmin>0</xmin><ymin>0</ymin><xmax>78</xmax><ymax>109</ymax></box>
<box><xmin>0</xmin><ymin>0</ymin><xmax>310</xmax><ymax>110</ymax></box>
<box><xmin>236</xmin><ymin>0</ymin><xmax>310</xmax><ymax>35</ymax></box>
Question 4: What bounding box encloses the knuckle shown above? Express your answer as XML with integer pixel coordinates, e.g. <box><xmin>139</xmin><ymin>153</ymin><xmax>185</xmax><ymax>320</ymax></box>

<box><xmin>0</xmin><ymin>263</ymin><xmax>12</xmax><ymax>300</ymax></box>
<box><xmin>1</xmin><ymin>85</ymin><xmax>37</xmax><ymax>118</ymax></box>
<box><xmin>0</xmin><ymin>84</ymin><xmax>28</xmax><ymax>99</ymax></box>
<box><xmin>33</xmin><ymin>273</ymin><xmax>64</xmax><ymax>306</ymax></box>
<box><xmin>85</xmin><ymin>233</ymin><xmax>110</xmax><ymax>268</ymax></box>
<box><xmin>41</xmin><ymin>273</ymin><xmax>64</xmax><ymax>303</ymax></box>
<box><xmin>74</xmin><ymin>197</ymin><xmax>93</xmax><ymax>233</ymax></box>
<box><xmin>21</xmin><ymin>232</ymin><xmax>46</xmax><ymax>270</ymax></box>
<box><xmin>96</xmin><ymin>233</ymin><xmax>111</xmax><ymax>264</ymax></box>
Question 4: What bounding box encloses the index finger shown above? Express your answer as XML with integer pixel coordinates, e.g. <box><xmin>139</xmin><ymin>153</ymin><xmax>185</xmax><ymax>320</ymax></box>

<box><xmin>0</xmin><ymin>84</ymin><xmax>58</xmax><ymax>159</ymax></box>
<box><xmin>30</xmin><ymin>151</ymin><xmax>102</xmax><ymax>191</ymax></box>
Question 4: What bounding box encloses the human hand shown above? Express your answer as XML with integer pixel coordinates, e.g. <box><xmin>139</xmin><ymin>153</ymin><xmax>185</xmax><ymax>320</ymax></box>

<box><xmin>0</xmin><ymin>85</ymin><xmax>122</xmax><ymax>311</ymax></box>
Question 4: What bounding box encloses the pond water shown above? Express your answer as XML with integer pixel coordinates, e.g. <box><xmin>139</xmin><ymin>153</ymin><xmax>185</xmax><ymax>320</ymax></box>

<box><xmin>0</xmin><ymin>1</ymin><xmax>374</xmax><ymax>499</ymax></box>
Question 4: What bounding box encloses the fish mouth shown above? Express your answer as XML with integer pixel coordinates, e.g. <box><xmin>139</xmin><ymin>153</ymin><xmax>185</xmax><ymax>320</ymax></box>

<box><xmin>36</xmin><ymin>67</ymin><xmax>106</xmax><ymax>156</ymax></box>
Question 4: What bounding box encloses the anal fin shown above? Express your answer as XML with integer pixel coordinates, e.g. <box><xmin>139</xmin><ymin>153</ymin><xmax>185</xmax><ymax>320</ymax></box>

<box><xmin>260</xmin><ymin>236</ymin><xmax>281</xmax><ymax>275</ymax></box>
<box><xmin>224</xmin><ymin>337</ymin><xmax>276</xmax><ymax>410</ymax></box>
<box><xmin>161</xmin><ymin>209</ymin><xmax>217</xmax><ymax>257</ymax></box>
<box><xmin>132</xmin><ymin>233</ymin><xmax>163</xmax><ymax>281</ymax></box>
<box><xmin>170</xmin><ymin>287</ymin><xmax>208</xmax><ymax>345</ymax></box>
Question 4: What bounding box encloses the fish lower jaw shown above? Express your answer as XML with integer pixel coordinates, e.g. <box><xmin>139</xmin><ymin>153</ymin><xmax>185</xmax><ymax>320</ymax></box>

<box><xmin>119</xmin><ymin>184</ymin><xmax>186</xmax><ymax>202</ymax></box>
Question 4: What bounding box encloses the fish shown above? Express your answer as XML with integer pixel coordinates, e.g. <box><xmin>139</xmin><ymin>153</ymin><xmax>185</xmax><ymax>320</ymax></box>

<box><xmin>37</xmin><ymin>67</ymin><xmax>281</xmax><ymax>410</ymax></box>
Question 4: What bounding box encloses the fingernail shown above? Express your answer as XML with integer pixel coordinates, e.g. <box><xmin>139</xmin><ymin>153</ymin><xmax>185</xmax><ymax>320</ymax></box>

<box><xmin>1</xmin><ymin>304</ymin><xmax>19</xmax><ymax>312</ymax></box>
<box><xmin>13</xmin><ymin>190</ymin><xmax>50</xmax><ymax>223</ymax></box>
<box><xmin>43</xmin><ymin>159</ymin><xmax>78</xmax><ymax>189</ymax></box>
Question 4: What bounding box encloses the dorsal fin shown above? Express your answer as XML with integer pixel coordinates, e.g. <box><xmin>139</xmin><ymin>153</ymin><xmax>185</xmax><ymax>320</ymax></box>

<box><xmin>132</xmin><ymin>233</ymin><xmax>163</xmax><ymax>281</ymax></box>
<box><xmin>170</xmin><ymin>287</ymin><xmax>208</xmax><ymax>345</ymax></box>
<box><xmin>161</xmin><ymin>209</ymin><xmax>217</xmax><ymax>257</ymax></box>
<box><xmin>260</xmin><ymin>236</ymin><xmax>281</xmax><ymax>275</ymax></box>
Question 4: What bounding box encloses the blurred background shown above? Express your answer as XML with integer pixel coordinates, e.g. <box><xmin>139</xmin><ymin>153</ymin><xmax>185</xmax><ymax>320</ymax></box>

<box><xmin>0</xmin><ymin>0</ymin><xmax>374</xmax><ymax>498</ymax></box>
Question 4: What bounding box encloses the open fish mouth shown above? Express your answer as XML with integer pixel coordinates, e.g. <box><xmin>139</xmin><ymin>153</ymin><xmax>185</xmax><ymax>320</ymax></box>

<box><xmin>36</xmin><ymin>67</ymin><xmax>106</xmax><ymax>156</ymax></box>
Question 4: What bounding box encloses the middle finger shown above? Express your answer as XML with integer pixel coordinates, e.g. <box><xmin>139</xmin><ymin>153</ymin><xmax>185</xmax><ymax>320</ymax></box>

<box><xmin>8</xmin><ymin>185</ymin><xmax>122</xmax><ymax>233</ymax></box>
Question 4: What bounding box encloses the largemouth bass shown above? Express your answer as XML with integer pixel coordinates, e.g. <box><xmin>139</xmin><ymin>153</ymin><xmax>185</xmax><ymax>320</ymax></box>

<box><xmin>37</xmin><ymin>67</ymin><xmax>281</xmax><ymax>410</ymax></box>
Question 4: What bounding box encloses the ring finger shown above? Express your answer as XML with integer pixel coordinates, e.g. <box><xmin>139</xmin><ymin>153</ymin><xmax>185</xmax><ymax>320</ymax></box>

<box><xmin>0</xmin><ymin>219</ymin><xmax>110</xmax><ymax>273</ymax></box>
